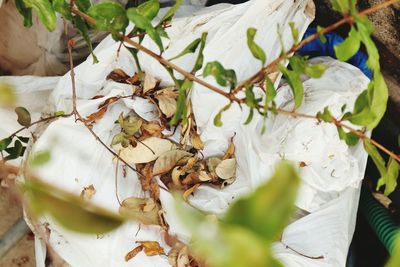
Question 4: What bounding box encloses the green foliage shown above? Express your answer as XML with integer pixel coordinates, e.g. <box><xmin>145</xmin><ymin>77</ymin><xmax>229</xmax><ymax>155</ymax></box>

<box><xmin>15</xmin><ymin>107</ymin><xmax>31</xmax><ymax>127</ymax></box>
<box><xmin>156</xmin><ymin>0</ymin><xmax>182</xmax><ymax>27</ymax></box>
<box><xmin>336</xmin><ymin>126</ymin><xmax>359</xmax><ymax>146</ymax></box>
<box><xmin>127</xmin><ymin>7</ymin><xmax>164</xmax><ymax>52</ymax></box>
<box><xmin>317</xmin><ymin>107</ymin><xmax>333</xmax><ymax>123</ymax></box>
<box><xmin>30</xmin><ymin>150</ymin><xmax>51</xmax><ymax>166</ymax></box>
<box><xmin>278</xmin><ymin>63</ymin><xmax>303</xmax><ymax>108</ymax></box>
<box><xmin>4</xmin><ymin>140</ymin><xmax>25</xmax><ymax>161</ymax></box>
<box><xmin>72</xmin><ymin>16</ymin><xmax>99</xmax><ymax>64</ymax></box>
<box><xmin>247</xmin><ymin>28</ymin><xmax>266</xmax><ymax>65</ymax></box>
<box><xmin>0</xmin><ymin>137</ymin><xmax>12</xmax><ymax>151</ymax></box>
<box><xmin>52</xmin><ymin>0</ymin><xmax>72</xmax><ymax>20</ymax></box>
<box><xmin>192</xmin><ymin>32</ymin><xmax>208</xmax><ymax>73</ymax></box>
<box><xmin>289</xmin><ymin>22</ymin><xmax>299</xmax><ymax>44</ymax></box>
<box><xmin>214</xmin><ymin>103</ymin><xmax>232</xmax><ymax>127</ymax></box>
<box><xmin>15</xmin><ymin>0</ymin><xmax>33</xmax><ymax>27</ymax></box>
<box><xmin>75</xmin><ymin>0</ymin><xmax>91</xmax><ymax>12</ymax></box>
<box><xmin>334</xmin><ymin>26</ymin><xmax>360</xmax><ymax>61</ymax></box>
<box><xmin>169</xmin><ymin>38</ymin><xmax>201</xmax><ymax>61</ymax></box>
<box><xmin>317</xmin><ymin>26</ymin><xmax>327</xmax><ymax>43</ymax></box>
<box><xmin>136</xmin><ymin>0</ymin><xmax>159</xmax><ymax>20</ymax></box>
<box><xmin>23</xmin><ymin>0</ymin><xmax>56</xmax><ymax>31</ymax></box>
<box><xmin>88</xmin><ymin>2</ymin><xmax>128</xmax><ymax>32</ymax></box>
<box><xmin>203</xmin><ymin>61</ymin><xmax>237</xmax><ymax>89</ymax></box>
<box><xmin>331</xmin><ymin>0</ymin><xmax>357</xmax><ymax>14</ymax></box>
<box><xmin>24</xmin><ymin>179</ymin><xmax>124</xmax><ymax>234</ymax></box>
<box><xmin>176</xmin><ymin>161</ymin><xmax>299</xmax><ymax>267</ymax></box>
<box><xmin>170</xmin><ymin>79</ymin><xmax>193</xmax><ymax>125</ymax></box>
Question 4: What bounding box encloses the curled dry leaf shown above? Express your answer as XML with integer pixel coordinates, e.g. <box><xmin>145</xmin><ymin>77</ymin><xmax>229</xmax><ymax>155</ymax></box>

<box><xmin>119</xmin><ymin>197</ymin><xmax>160</xmax><ymax>225</ymax></box>
<box><xmin>183</xmin><ymin>184</ymin><xmax>201</xmax><ymax>201</ymax></box>
<box><xmin>143</xmin><ymin>73</ymin><xmax>159</xmax><ymax>94</ymax></box>
<box><xmin>153</xmin><ymin>150</ymin><xmax>193</xmax><ymax>176</ymax></box>
<box><xmin>107</xmin><ymin>68</ymin><xmax>130</xmax><ymax>83</ymax></box>
<box><xmin>121</xmin><ymin>114</ymin><xmax>143</xmax><ymax>136</ymax></box>
<box><xmin>85</xmin><ymin>96</ymin><xmax>119</xmax><ymax>123</ymax></box>
<box><xmin>222</xmin><ymin>139</ymin><xmax>235</xmax><ymax>160</ymax></box>
<box><xmin>156</xmin><ymin>95</ymin><xmax>177</xmax><ymax>118</ymax></box>
<box><xmin>215</xmin><ymin>158</ymin><xmax>236</xmax><ymax>180</ymax></box>
<box><xmin>206</xmin><ymin>157</ymin><xmax>221</xmax><ymax>173</ymax></box>
<box><xmin>142</xmin><ymin>121</ymin><xmax>164</xmax><ymax>138</ymax></box>
<box><xmin>80</xmin><ymin>184</ymin><xmax>96</xmax><ymax>200</ymax></box>
<box><xmin>119</xmin><ymin>137</ymin><xmax>175</xmax><ymax>164</ymax></box>
<box><xmin>138</xmin><ymin>241</ymin><xmax>165</xmax><ymax>256</ymax></box>
<box><xmin>190</xmin><ymin>131</ymin><xmax>204</xmax><ymax>150</ymax></box>
<box><xmin>125</xmin><ymin>245</ymin><xmax>143</xmax><ymax>262</ymax></box>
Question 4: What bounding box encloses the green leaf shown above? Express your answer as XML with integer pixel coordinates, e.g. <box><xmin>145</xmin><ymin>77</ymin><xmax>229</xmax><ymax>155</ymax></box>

<box><xmin>364</xmin><ymin>139</ymin><xmax>387</xmax><ymax>183</ymax></box>
<box><xmin>278</xmin><ymin>64</ymin><xmax>304</xmax><ymax>108</ymax></box>
<box><xmin>4</xmin><ymin>140</ymin><xmax>25</xmax><ymax>161</ymax></box>
<box><xmin>88</xmin><ymin>2</ymin><xmax>128</xmax><ymax>32</ymax></box>
<box><xmin>336</xmin><ymin>126</ymin><xmax>359</xmax><ymax>146</ymax></box>
<box><xmin>0</xmin><ymin>137</ymin><xmax>12</xmax><ymax>151</ymax></box>
<box><xmin>334</xmin><ymin>26</ymin><xmax>360</xmax><ymax>61</ymax></box>
<box><xmin>30</xmin><ymin>150</ymin><xmax>51</xmax><ymax>166</ymax></box>
<box><xmin>17</xmin><ymin>136</ymin><xmax>30</xmax><ymax>143</ymax></box>
<box><xmin>386</xmin><ymin>237</ymin><xmax>400</xmax><ymax>267</ymax></box>
<box><xmin>384</xmin><ymin>157</ymin><xmax>399</xmax><ymax>196</ymax></box>
<box><xmin>317</xmin><ymin>26</ymin><xmax>327</xmax><ymax>43</ymax></box>
<box><xmin>203</xmin><ymin>61</ymin><xmax>237</xmax><ymax>89</ymax></box>
<box><xmin>192</xmin><ymin>32</ymin><xmax>208</xmax><ymax>73</ymax></box>
<box><xmin>265</xmin><ymin>77</ymin><xmax>277</xmax><ymax>106</ymax></box>
<box><xmin>169</xmin><ymin>38</ymin><xmax>201</xmax><ymax>61</ymax></box>
<box><xmin>75</xmin><ymin>0</ymin><xmax>91</xmax><ymax>12</ymax></box>
<box><xmin>170</xmin><ymin>79</ymin><xmax>193</xmax><ymax>125</ymax></box>
<box><xmin>15</xmin><ymin>107</ymin><xmax>31</xmax><ymax>127</ymax></box>
<box><xmin>124</xmin><ymin>45</ymin><xmax>142</xmax><ymax>71</ymax></box>
<box><xmin>127</xmin><ymin>8</ymin><xmax>164</xmax><ymax>52</ymax></box>
<box><xmin>72</xmin><ymin>16</ymin><xmax>99</xmax><ymax>64</ymax></box>
<box><xmin>52</xmin><ymin>0</ymin><xmax>72</xmax><ymax>20</ymax></box>
<box><xmin>331</xmin><ymin>0</ymin><xmax>354</xmax><ymax>13</ymax></box>
<box><xmin>156</xmin><ymin>0</ymin><xmax>182</xmax><ymax>27</ymax></box>
<box><xmin>137</xmin><ymin>0</ymin><xmax>159</xmax><ymax>20</ymax></box>
<box><xmin>24</xmin><ymin>179</ymin><xmax>124</xmax><ymax>234</ymax></box>
<box><xmin>23</xmin><ymin>0</ymin><xmax>56</xmax><ymax>31</ymax></box>
<box><xmin>245</xmin><ymin>85</ymin><xmax>256</xmax><ymax>108</ymax></box>
<box><xmin>214</xmin><ymin>103</ymin><xmax>232</xmax><ymax>127</ymax></box>
<box><xmin>349</xmin><ymin>72</ymin><xmax>388</xmax><ymax>129</ymax></box>
<box><xmin>15</xmin><ymin>0</ymin><xmax>33</xmax><ymax>27</ymax></box>
<box><xmin>317</xmin><ymin>107</ymin><xmax>333</xmax><ymax>123</ymax></box>
<box><xmin>244</xmin><ymin>108</ymin><xmax>254</xmax><ymax>125</ymax></box>
<box><xmin>356</xmin><ymin>17</ymin><xmax>379</xmax><ymax>71</ymax></box>
<box><xmin>247</xmin><ymin>28</ymin><xmax>266</xmax><ymax>65</ymax></box>
<box><xmin>224</xmin><ymin>161</ymin><xmax>300</xmax><ymax>242</ymax></box>
<box><xmin>305</xmin><ymin>63</ymin><xmax>326</xmax><ymax>78</ymax></box>
<box><xmin>289</xmin><ymin>22</ymin><xmax>299</xmax><ymax>44</ymax></box>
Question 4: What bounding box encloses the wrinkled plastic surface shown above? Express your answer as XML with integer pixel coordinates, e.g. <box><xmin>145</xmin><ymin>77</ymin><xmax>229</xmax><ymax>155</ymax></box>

<box><xmin>0</xmin><ymin>1</ymin><xmax>371</xmax><ymax>266</ymax></box>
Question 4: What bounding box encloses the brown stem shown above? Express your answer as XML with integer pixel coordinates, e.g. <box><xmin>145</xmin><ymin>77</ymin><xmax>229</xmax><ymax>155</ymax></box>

<box><xmin>64</xmin><ymin>19</ymin><xmax>142</xmax><ymax>177</ymax></box>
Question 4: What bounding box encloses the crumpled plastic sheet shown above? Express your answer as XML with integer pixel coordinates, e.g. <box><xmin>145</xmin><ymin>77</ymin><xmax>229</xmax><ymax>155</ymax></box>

<box><xmin>0</xmin><ymin>0</ymin><xmax>371</xmax><ymax>266</ymax></box>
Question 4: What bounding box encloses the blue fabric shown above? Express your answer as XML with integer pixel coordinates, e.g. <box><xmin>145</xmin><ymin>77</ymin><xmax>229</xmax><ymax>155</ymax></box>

<box><xmin>297</xmin><ymin>27</ymin><xmax>373</xmax><ymax>79</ymax></box>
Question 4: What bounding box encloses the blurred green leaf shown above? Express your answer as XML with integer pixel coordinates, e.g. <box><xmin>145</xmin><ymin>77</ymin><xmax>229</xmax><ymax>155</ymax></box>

<box><xmin>52</xmin><ymin>0</ymin><xmax>72</xmax><ymax>20</ymax></box>
<box><xmin>127</xmin><ymin>8</ymin><xmax>164</xmax><ymax>52</ymax></box>
<box><xmin>214</xmin><ymin>103</ymin><xmax>232</xmax><ymax>127</ymax></box>
<box><xmin>156</xmin><ymin>0</ymin><xmax>182</xmax><ymax>27</ymax></box>
<box><xmin>17</xmin><ymin>136</ymin><xmax>30</xmax><ymax>143</ymax></box>
<box><xmin>278</xmin><ymin>63</ymin><xmax>303</xmax><ymax>108</ymax></box>
<box><xmin>305</xmin><ymin>63</ymin><xmax>325</xmax><ymax>78</ymax></box>
<box><xmin>88</xmin><ymin>2</ymin><xmax>128</xmax><ymax>32</ymax></box>
<box><xmin>137</xmin><ymin>0</ymin><xmax>159</xmax><ymax>20</ymax></box>
<box><xmin>0</xmin><ymin>83</ymin><xmax>17</xmax><ymax>107</ymax></box>
<box><xmin>25</xmin><ymin>179</ymin><xmax>124</xmax><ymax>234</ymax></box>
<box><xmin>15</xmin><ymin>0</ymin><xmax>33</xmax><ymax>27</ymax></box>
<box><xmin>169</xmin><ymin>38</ymin><xmax>201</xmax><ymax>61</ymax></box>
<box><xmin>265</xmin><ymin>77</ymin><xmax>277</xmax><ymax>106</ymax></box>
<box><xmin>204</xmin><ymin>61</ymin><xmax>237</xmax><ymax>89</ymax></box>
<box><xmin>192</xmin><ymin>32</ymin><xmax>208</xmax><ymax>73</ymax></box>
<box><xmin>75</xmin><ymin>0</ymin><xmax>91</xmax><ymax>12</ymax></box>
<box><xmin>289</xmin><ymin>22</ymin><xmax>299</xmax><ymax>44</ymax></box>
<box><xmin>384</xmin><ymin>157</ymin><xmax>399</xmax><ymax>196</ymax></box>
<box><xmin>23</xmin><ymin>0</ymin><xmax>56</xmax><ymax>31</ymax></box>
<box><xmin>317</xmin><ymin>26</ymin><xmax>327</xmax><ymax>43</ymax></box>
<box><xmin>4</xmin><ymin>140</ymin><xmax>25</xmax><ymax>161</ymax></box>
<box><xmin>247</xmin><ymin>28</ymin><xmax>266</xmax><ymax>65</ymax></box>
<box><xmin>223</xmin><ymin>161</ymin><xmax>300</xmax><ymax>242</ymax></box>
<box><xmin>15</xmin><ymin>107</ymin><xmax>31</xmax><ymax>127</ymax></box>
<box><xmin>30</xmin><ymin>150</ymin><xmax>51</xmax><ymax>166</ymax></box>
<box><xmin>0</xmin><ymin>137</ymin><xmax>12</xmax><ymax>151</ymax></box>
<box><xmin>334</xmin><ymin>26</ymin><xmax>360</xmax><ymax>61</ymax></box>
<box><xmin>170</xmin><ymin>79</ymin><xmax>193</xmax><ymax>125</ymax></box>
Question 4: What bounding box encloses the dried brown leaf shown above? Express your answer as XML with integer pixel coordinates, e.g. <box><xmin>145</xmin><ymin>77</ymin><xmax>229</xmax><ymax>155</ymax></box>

<box><xmin>80</xmin><ymin>184</ymin><xmax>96</xmax><ymax>200</ymax></box>
<box><xmin>215</xmin><ymin>159</ymin><xmax>236</xmax><ymax>180</ymax></box>
<box><xmin>119</xmin><ymin>137</ymin><xmax>175</xmax><ymax>164</ymax></box>
<box><xmin>125</xmin><ymin>245</ymin><xmax>143</xmax><ymax>262</ymax></box>
<box><xmin>142</xmin><ymin>121</ymin><xmax>164</xmax><ymax>137</ymax></box>
<box><xmin>156</xmin><ymin>95</ymin><xmax>177</xmax><ymax>118</ymax></box>
<box><xmin>107</xmin><ymin>68</ymin><xmax>130</xmax><ymax>83</ymax></box>
<box><xmin>182</xmin><ymin>172</ymin><xmax>200</xmax><ymax>186</ymax></box>
<box><xmin>143</xmin><ymin>74</ymin><xmax>159</xmax><ymax>94</ymax></box>
<box><xmin>206</xmin><ymin>157</ymin><xmax>222</xmax><ymax>173</ymax></box>
<box><xmin>119</xmin><ymin>197</ymin><xmax>160</xmax><ymax>225</ymax></box>
<box><xmin>222</xmin><ymin>139</ymin><xmax>235</xmax><ymax>160</ymax></box>
<box><xmin>183</xmin><ymin>184</ymin><xmax>200</xmax><ymax>201</ymax></box>
<box><xmin>85</xmin><ymin>97</ymin><xmax>119</xmax><ymax>123</ymax></box>
<box><xmin>190</xmin><ymin>131</ymin><xmax>204</xmax><ymax>150</ymax></box>
<box><xmin>137</xmin><ymin>241</ymin><xmax>165</xmax><ymax>256</ymax></box>
<box><xmin>153</xmin><ymin>150</ymin><xmax>193</xmax><ymax>176</ymax></box>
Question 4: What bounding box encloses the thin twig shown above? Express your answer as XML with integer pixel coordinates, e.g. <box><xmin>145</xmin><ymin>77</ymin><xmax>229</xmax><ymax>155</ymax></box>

<box><xmin>280</xmin><ymin>240</ymin><xmax>324</xmax><ymax>260</ymax></box>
